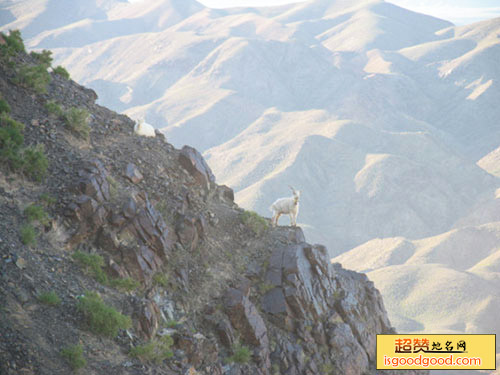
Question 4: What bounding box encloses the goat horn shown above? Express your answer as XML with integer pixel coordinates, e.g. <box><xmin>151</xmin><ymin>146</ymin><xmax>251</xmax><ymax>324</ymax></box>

<box><xmin>289</xmin><ymin>185</ymin><xmax>295</xmax><ymax>192</ymax></box>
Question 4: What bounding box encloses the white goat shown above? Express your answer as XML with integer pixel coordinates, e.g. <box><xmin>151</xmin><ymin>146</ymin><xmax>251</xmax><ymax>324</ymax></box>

<box><xmin>270</xmin><ymin>186</ymin><xmax>300</xmax><ymax>227</ymax></box>
<box><xmin>134</xmin><ymin>119</ymin><xmax>156</xmax><ymax>137</ymax></box>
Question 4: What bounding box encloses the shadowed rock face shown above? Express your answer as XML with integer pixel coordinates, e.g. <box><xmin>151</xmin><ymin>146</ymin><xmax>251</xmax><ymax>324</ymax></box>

<box><xmin>225</xmin><ymin>288</ymin><xmax>271</xmax><ymax>369</ymax></box>
<box><xmin>67</xmin><ymin>159</ymin><xmax>177</xmax><ymax>290</ymax></box>
<box><xmin>253</xmin><ymin>242</ymin><xmax>395</xmax><ymax>374</ymax></box>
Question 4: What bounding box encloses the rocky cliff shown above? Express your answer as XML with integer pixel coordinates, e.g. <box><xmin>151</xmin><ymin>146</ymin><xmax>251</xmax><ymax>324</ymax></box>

<box><xmin>0</xmin><ymin>33</ymin><xmax>421</xmax><ymax>375</ymax></box>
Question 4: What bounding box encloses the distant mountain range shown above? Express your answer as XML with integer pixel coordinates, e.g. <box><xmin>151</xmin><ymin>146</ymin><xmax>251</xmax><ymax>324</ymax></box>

<box><xmin>2</xmin><ymin>0</ymin><xmax>499</xmax><ymax>361</ymax></box>
<box><xmin>333</xmin><ymin>220</ymin><xmax>500</xmax><ymax>334</ymax></box>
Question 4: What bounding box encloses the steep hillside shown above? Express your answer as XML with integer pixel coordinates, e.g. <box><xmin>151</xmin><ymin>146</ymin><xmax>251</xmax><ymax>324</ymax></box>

<box><xmin>1</xmin><ymin>3</ymin><xmax>499</xmax><ymax>373</ymax></box>
<box><xmin>0</xmin><ymin>33</ymin><xmax>421</xmax><ymax>375</ymax></box>
<box><xmin>2</xmin><ymin>0</ymin><xmax>497</xmax><ymax>256</ymax></box>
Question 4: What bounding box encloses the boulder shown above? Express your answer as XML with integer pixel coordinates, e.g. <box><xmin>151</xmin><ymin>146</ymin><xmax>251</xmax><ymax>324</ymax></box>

<box><xmin>217</xmin><ymin>185</ymin><xmax>234</xmax><ymax>203</ymax></box>
<box><xmin>122</xmin><ymin>197</ymin><xmax>137</xmax><ymax>218</ymax></box>
<box><xmin>107</xmin><ymin>259</ymin><xmax>128</xmax><ymax>279</ymax></box>
<box><xmin>124</xmin><ymin>163</ymin><xmax>143</xmax><ymax>184</ymax></box>
<box><xmin>174</xmin><ymin>332</ymin><xmax>218</xmax><ymax>368</ymax></box>
<box><xmin>75</xmin><ymin>159</ymin><xmax>110</xmax><ymax>202</ymax></box>
<box><xmin>215</xmin><ymin>318</ymin><xmax>236</xmax><ymax>348</ymax></box>
<box><xmin>120</xmin><ymin>245</ymin><xmax>162</xmax><ymax>284</ymax></box>
<box><xmin>224</xmin><ymin>288</ymin><xmax>270</xmax><ymax>369</ymax></box>
<box><xmin>261</xmin><ymin>288</ymin><xmax>287</xmax><ymax>315</ymax></box>
<box><xmin>175</xmin><ymin>214</ymin><xmax>205</xmax><ymax>252</ymax></box>
<box><xmin>134</xmin><ymin>299</ymin><xmax>161</xmax><ymax>339</ymax></box>
<box><xmin>178</xmin><ymin>145</ymin><xmax>215</xmax><ymax>190</ymax></box>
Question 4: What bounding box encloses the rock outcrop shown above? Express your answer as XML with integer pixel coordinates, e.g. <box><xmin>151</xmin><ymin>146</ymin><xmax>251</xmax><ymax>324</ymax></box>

<box><xmin>179</xmin><ymin>145</ymin><xmax>216</xmax><ymax>190</ymax></box>
<box><xmin>66</xmin><ymin>159</ymin><xmax>176</xmax><ymax>288</ymax></box>
<box><xmin>213</xmin><ymin>239</ymin><xmax>401</xmax><ymax>375</ymax></box>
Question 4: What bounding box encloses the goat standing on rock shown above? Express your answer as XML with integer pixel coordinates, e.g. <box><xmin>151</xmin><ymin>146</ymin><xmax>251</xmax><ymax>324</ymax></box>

<box><xmin>270</xmin><ymin>186</ymin><xmax>300</xmax><ymax>227</ymax></box>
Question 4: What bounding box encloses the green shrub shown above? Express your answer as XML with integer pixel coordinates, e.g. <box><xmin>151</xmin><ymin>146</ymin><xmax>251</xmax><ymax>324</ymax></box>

<box><xmin>153</xmin><ymin>273</ymin><xmax>168</xmax><ymax>288</ymax></box>
<box><xmin>319</xmin><ymin>363</ymin><xmax>335</xmax><ymax>374</ymax></box>
<box><xmin>109</xmin><ymin>277</ymin><xmax>140</xmax><ymax>292</ymax></box>
<box><xmin>24</xmin><ymin>204</ymin><xmax>49</xmax><ymax>225</ymax></box>
<box><xmin>40</xmin><ymin>192</ymin><xmax>56</xmax><ymax>206</ymax></box>
<box><xmin>0</xmin><ymin>113</ymin><xmax>24</xmax><ymax>170</ymax></box>
<box><xmin>64</xmin><ymin>107</ymin><xmax>90</xmax><ymax>139</ymax></box>
<box><xmin>53</xmin><ymin>65</ymin><xmax>70</xmax><ymax>80</ymax></box>
<box><xmin>77</xmin><ymin>292</ymin><xmax>131</xmax><ymax>337</ymax></box>
<box><xmin>30</xmin><ymin>50</ymin><xmax>53</xmax><ymax>68</ymax></box>
<box><xmin>165</xmin><ymin>319</ymin><xmax>178</xmax><ymax>329</ymax></box>
<box><xmin>61</xmin><ymin>344</ymin><xmax>86</xmax><ymax>370</ymax></box>
<box><xmin>226</xmin><ymin>343</ymin><xmax>251</xmax><ymax>364</ymax></box>
<box><xmin>20</xmin><ymin>224</ymin><xmax>36</xmax><ymax>246</ymax></box>
<box><xmin>72</xmin><ymin>251</ymin><xmax>108</xmax><ymax>284</ymax></box>
<box><xmin>0</xmin><ymin>114</ymin><xmax>49</xmax><ymax>182</ymax></box>
<box><xmin>72</xmin><ymin>250</ymin><xmax>139</xmax><ymax>290</ymax></box>
<box><xmin>45</xmin><ymin>100</ymin><xmax>63</xmax><ymax>117</ymax></box>
<box><xmin>258</xmin><ymin>282</ymin><xmax>274</xmax><ymax>294</ymax></box>
<box><xmin>38</xmin><ymin>291</ymin><xmax>61</xmax><ymax>306</ymax></box>
<box><xmin>0</xmin><ymin>30</ymin><xmax>25</xmax><ymax>55</ymax></box>
<box><xmin>240</xmin><ymin>210</ymin><xmax>268</xmax><ymax>236</ymax></box>
<box><xmin>129</xmin><ymin>336</ymin><xmax>173</xmax><ymax>364</ymax></box>
<box><xmin>16</xmin><ymin>64</ymin><xmax>51</xmax><ymax>94</ymax></box>
<box><xmin>21</xmin><ymin>144</ymin><xmax>49</xmax><ymax>182</ymax></box>
<box><xmin>0</xmin><ymin>98</ymin><xmax>11</xmax><ymax>114</ymax></box>
<box><xmin>106</xmin><ymin>175</ymin><xmax>119</xmax><ymax>200</ymax></box>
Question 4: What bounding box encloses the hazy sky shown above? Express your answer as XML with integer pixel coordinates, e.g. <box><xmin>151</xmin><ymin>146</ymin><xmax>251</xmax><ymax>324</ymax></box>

<box><xmin>196</xmin><ymin>0</ymin><xmax>500</xmax><ymax>25</ymax></box>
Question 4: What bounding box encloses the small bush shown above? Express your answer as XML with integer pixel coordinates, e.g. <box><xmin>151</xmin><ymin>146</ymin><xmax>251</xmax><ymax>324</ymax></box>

<box><xmin>45</xmin><ymin>100</ymin><xmax>63</xmax><ymax>117</ymax></box>
<box><xmin>129</xmin><ymin>336</ymin><xmax>173</xmax><ymax>364</ymax></box>
<box><xmin>319</xmin><ymin>363</ymin><xmax>335</xmax><ymax>374</ymax></box>
<box><xmin>16</xmin><ymin>64</ymin><xmax>51</xmax><ymax>94</ymax></box>
<box><xmin>38</xmin><ymin>291</ymin><xmax>61</xmax><ymax>306</ymax></box>
<box><xmin>241</xmin><ymin>210</ymin><xmax>268</xmax><ymax>236</ymax></box>
<box><xmin>61</xmin><ymin>344</ymin><xmax>86</xmax><ymax>370</ymax></box>
<box><xmin>226</xmin><ymin>343</ymin><xmax>251</xmax><ymax>364</ymax></box>
<box><xmin>72</xmin><ymin>251</ymin><xmax>108</xmax><ymax>284</ymax></box>
<box><xmin>30</xmin><ymin>49</ymin><xmax>53</xmax><ymax>68</ymax></box>
<box><xmin>109</xmin><ymin>277</ymin><xmax>140</xmax><ymax>292</ymax></box>
<box><xmin>0</xmin><ymin>30</ymin><xmax>25</xmax><ymax>55</ymax></box>
<box><xmin>0</xmin><ymin>98</ymin><xmax>11</xmax><ymax>114</ymax></box>
<box><xmin>24</xmin><ymin>204</ymin><xmax>49</xmax><ymax>225</ymax></box>
<box><xmin>153</xmin><ymin>273</ymin><xmax>168</xmax><ymax>288</ymax></box>
<box><xmin>106</xmin><ymin>175</ymin><xmax>119</xmax><ymax>200</ymax></box>
<box><xmin>64</xmin><ymin>107</ymin><xmax>90</xmax><ymax>139</ymax></box>
<box><xmin>0</xmin><ymin>114</ymin><xmax>49</xmax><ymax>182</ymax></box>
<box><xmin>21</xmin><ymin>144</ymin><xmax>49</xmax><ymax>182</ymax></box>
<box><xmin>40</xmin><ymin>192</ymin><xmax>56</xmax><ymax>206</ymax></box>
<box><xmin>77</xmin><ymin>291</ymin><xmax>131</xmax><ymax>337</ymax></box>
<box><xmin>258</xmin><ymin>282</ymin><xmax>274</xmax><ymax>294</ymax></box>
<box><xmin>53</xmin><ymin>65</ymin><xmax>70</xmax><ymax>80</ymax></box>
<box><xmin>0</xmin><ymin>113</ymin><xmax>25</xmax><ymax>170</ymax></box>
<box><xmin>20</xmin><ymin>224</ymin><xmax>36</xmax><ymax>246</ymax></box>
<box><xmin>72</xmin><ymin>250</ymin><xmax>140</xmax><ymax>290</ymax></box>
<box><xmin>165</xmin><ymin>319</ymin><xmax>178</xmax><ymax>329</ymax></box>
